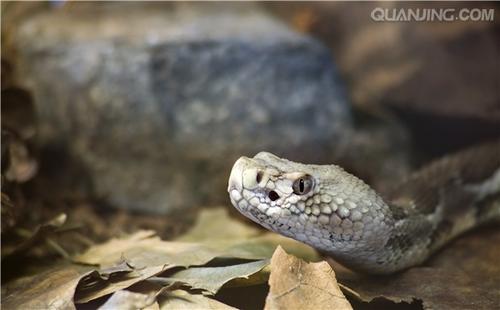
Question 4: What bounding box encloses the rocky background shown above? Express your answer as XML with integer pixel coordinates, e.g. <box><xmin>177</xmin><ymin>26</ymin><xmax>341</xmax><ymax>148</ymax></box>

<box><xmin>1</xmin><ymin>2</ymin><xmax>499</xmax><ymax>309</ymax></box>
<box><xmin>3</xmin><ymin>2</ymin><xmax>416</xmax><ymax>216</ymax></box>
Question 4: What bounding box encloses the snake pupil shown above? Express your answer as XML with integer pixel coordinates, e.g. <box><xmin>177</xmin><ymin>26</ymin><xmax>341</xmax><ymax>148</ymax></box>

<box><xmin>292</xmin><ymin>175</ymin><xmax>313</xmax><ymax>195</ymax></box>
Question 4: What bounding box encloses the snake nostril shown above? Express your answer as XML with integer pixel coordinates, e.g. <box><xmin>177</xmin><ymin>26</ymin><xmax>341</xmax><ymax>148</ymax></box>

<box><xmin>256</xmin><ymin>171</ymin><xmax>263</xmax><ymax>183</ymax></box>
<box><xmin>268</xmin><ymin>191</ymin><xmax>280</xmax><ymax>201</ymax></box>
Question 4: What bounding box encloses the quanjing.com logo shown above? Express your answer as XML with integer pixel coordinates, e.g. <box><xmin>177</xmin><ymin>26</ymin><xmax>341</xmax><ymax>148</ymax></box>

<box><xmin>371</xmin><ymin>8</ymin><xmax>495</xmax><ymax>22</ymax></box>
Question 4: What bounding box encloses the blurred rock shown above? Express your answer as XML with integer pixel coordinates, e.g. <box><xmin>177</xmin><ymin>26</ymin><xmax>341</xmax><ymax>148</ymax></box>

<box><xmin>267</xmin><ymin>2</ymin><xmax>500</xmax><ymax>157</ymax></box>
<box><xmin>8</xmin><ymin>3</ymin><xmax>351</xmax><ymax>214</ymax></box>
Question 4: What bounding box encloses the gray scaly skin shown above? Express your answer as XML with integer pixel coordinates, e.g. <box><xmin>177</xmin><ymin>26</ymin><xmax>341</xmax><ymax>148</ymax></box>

<box><xmin>227</xmin><ymin>141</ymin><xmax>500</xmax><ymax>274</ymax></box>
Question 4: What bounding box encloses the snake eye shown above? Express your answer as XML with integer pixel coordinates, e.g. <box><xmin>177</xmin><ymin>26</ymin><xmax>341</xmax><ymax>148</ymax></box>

<box><xmin>292</xmin><ymin>175</ymin><xmax>313</xmax><ymax>195</ymax></box>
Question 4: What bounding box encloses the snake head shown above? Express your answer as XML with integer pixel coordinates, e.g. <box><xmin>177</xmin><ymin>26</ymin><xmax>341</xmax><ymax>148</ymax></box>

<box><xmin>228</xmin><ymin>152</ymin><xmax>392</xmax><ymax>258</ymax></box>
<box><xmin>228</xmin><ymin>152</ymin><xmax>319</xmax><ymax>233</ymax></box>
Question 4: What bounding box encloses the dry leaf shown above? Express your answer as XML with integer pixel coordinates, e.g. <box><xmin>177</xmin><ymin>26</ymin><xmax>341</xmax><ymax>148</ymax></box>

<box><xmin>2</xmin><ymin>266</ymin><xmax>93</xmax><ymax>310</ymax></box>
<box><xmin>75</xmin><ymin>265</ymin><xmax>167</xmax><ymax>303</ymax></box>
<box><xmin>158</xmin><ymin>289</ymin><xmax>237</xmax><ymax>310</ymax></box>
<box><xmin>265</xmin><ymin>246</ymin><xmax>352</xmax><ymax>310</ymax></box>
<box><xmin>4</xmin><ymin>207</ymin><xmax>320</xmax><ymax>309</ymax></box>
<box><xmin>72</xmin><ymin>228</ymin><xmax>270</xmax><ymax>303</ymax></box>
<box><xmin>74</xmin><ymin>230</ymin><xmax>266</xmax><ymax>268</ymax></box>
<box><xmin>177</xmin><ymin>207</ymin><xmax>320</xmax><ymax>262</ymax></box>
<box><xmin>253</xmin><ymin>234</ymin><xmax>320</xmax><ymax>263</ymax></box>
<box><xmin>2</xmin><ymin>213</ymin><xmax>67</xmax><ymax>258</ymax></box>
<box><xmin>161</xmin><ymin>259</ymin><xmax>270</xmax><ymax>295</ymax></box>
<box><xmin>143</xmin><ymin>302</ymin><xmax>161</xmax><ymax>310</ymax></box>
<box><xmin>98</xmin><ymin>290</ymin><xmax>156</xmax><ymax>310</ymax></box>
<box><xmin>75</xmin><ymin>208</ymin><xmax>319</xmax><ymax>270</ymax></box>
<box><xmin>72</xmin><ymin>208</ymin><xmax>319</xmax><ymax>304</ymax></box>
<box><xmin>178</xmin><ymin>208</ymin><xmax>261</xmax><ymax>242</ymax></box>
<box><xmin>92</xmin><ymin>279</ymin><xmax>172</xmax><ymax>310</ymax></box>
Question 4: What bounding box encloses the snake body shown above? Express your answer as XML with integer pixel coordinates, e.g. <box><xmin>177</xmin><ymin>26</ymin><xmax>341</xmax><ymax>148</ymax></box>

<box><xmin>227</xmin><ymin>141</ymin><xmax>500</xmax><ymax>274</ymax></box>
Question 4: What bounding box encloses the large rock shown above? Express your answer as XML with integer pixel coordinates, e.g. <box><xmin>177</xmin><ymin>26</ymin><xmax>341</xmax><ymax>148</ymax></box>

<box><xmin>9</xmin><ymin>3</ymin><xmax>351</xmax><ymax>214</ymax></box>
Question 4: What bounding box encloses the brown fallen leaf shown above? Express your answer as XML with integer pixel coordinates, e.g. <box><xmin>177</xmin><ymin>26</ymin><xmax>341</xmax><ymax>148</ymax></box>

<box><xmin>265</xmin><ymin>246</ymin><xmax>352</xmax><ymax>310</ymax></box>
<box><xmin>2</xmin><ymin>265</ymin><xmax>93</xmax><ymax>310</ymax></box>
<box><xmin>158</xmin><ymin>289</ymin><xmax>237</xmax><ymax>310</ymax></box>
<box><xmin>75</xmin><ymin>265</ymin><xmax>168</xmax><ymax>303</ymax></box>
<box><xmin>2</xmin><ymin>207</ymin><xmax>319</xmax><ymax>309</ymax></box>
<box><xmin>72</xmin><ymin>208</ymin><xmax>319</xmax><ymax>305</ymax></box>
<box><xmin>74</xmin><ymin>229</ymin><xmax>268</xmax><ymax>269</ymax></box>
<box><xmin>72</xmin><ymin>230</ymin><xmax>289</xmax><ymax>303</ymax></box>
<box><xmin>98</xmin><ymin>290</ymin><xmax>156</xmax><ymax>310</ymax></box>
<box><xmin>2</xmin><ymin>213</ymin><xmax>67</xmax><ymax>258</ymax></box>
<box><xmin>178</xmin><ymin>207</ymin><xmax>320</xmax><ymax>262</ymax></box>
<box><xmin>72</xmin><ymin>228</ymin><xmax>269</xmax><ymax>303</ymax></box>
<box><xmin>333</xmin><ymin>225</ymin><xmax>500</xmax><ymax>310</ymax></box>
<box><xmin>177</xmin><ymin>208</ymin><xmax>260</xmax><ymax>242</ymax></box>
<box><xmin>88</xmin><ymin>278</ymin><xmax>176</xmax><ymax>310</ymax></box>
<box><xmin>158</xmin><ymin>259</ymin><xmax>270</xmax><ymax>295</ymax></box>
<box><xmin>75</xmin><ymin>208</ymin><xmax>319</xmax><ymax>270</ymax></box>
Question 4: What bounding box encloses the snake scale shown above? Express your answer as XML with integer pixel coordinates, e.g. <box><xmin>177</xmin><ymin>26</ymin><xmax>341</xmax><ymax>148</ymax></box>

<box><xmin>228</xmin><ymin>140</ymin><xmax>500</xmax><ymax>274</ymax></box>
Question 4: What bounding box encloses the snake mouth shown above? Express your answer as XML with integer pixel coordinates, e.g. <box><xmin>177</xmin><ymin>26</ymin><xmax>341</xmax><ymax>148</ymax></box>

<box><xmin>228</xmin><ymin>156</ymin><xmax>257</xmax><ymax>192</ymax></box>
<box><xmin>228</xmin><ymin>155</ymin><xmax>275</xmax><ymax>197</ymax></box>
<box><xmin>228</xmin><ymin>156</ymin><xmax>258</xmax><ymax>212</ymax></box>
<box><xmin>228</xmin><ymin>156</ymin><xmax>281</xmax><ymax>222</ymax></box>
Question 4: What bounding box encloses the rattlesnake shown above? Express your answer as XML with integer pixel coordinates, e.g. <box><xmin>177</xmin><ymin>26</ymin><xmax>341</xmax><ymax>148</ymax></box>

<box><xmin>227</xmin><ymin>141</ymin><xmax>500</xmax><ymax>274</ymax></box>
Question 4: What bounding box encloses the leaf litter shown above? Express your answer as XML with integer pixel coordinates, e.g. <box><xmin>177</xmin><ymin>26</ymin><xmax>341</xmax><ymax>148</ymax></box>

<box><xmin>2</xmin><ymin>207</ymin><xmax>321</xmax><ymax>309</ymax></box>
<box><xmin>3</xmin><ymin>206</ymin><xmax>498</xmax><ymax>309</ymax></box>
